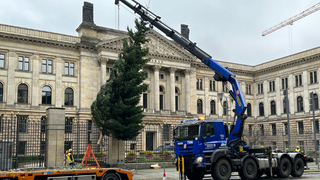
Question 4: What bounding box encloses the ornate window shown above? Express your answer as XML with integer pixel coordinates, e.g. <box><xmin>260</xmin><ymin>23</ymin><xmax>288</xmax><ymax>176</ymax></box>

<box><xmin>210</xmin><ymin>100</ymin><xmax>216</xmax><ymax>114</ymax></box>
<box><xmin>42</xmin><ymin>86</ymin><xmax>52</xmax><ymax>105</ymax></box>
<box><xmin>259</xmin><ymin>103</ymin><xmax>264</xmax><ymax>116</ymax></box>
<box><xmin>17</xmin><ymin>84</ymin><xmax>28</xmax><ymax>103</ymax></box>
<box><xmin>0</xmin><ymin>82</ymin><xmax>3</xmax><ymax>102</ymax></box>
<box><xmin>314</xmin><ymin>94</ymin><xmax>319</xmax><ymax>110</ymax></box>
<box><xmin>270</xmin><ymin>101</ymin><xmax>276</xmax><ymax>115</ymax></box>
<box><xmin>143</xmin><ymin>93</ymin><xmax>147</xmax><ymax>109</ymax></box>
<box><xmin>247</xmin><ymin>103</ymin><xmax>252</xmax><ymax>116</ymax></box>
<box><xmin>64</xmin><ymin>88</ymin><xmax>74</xmax><ymax>106</ymax></box>
<box><xmin>297</xmin><ymin>96</ymin><xmax>303</xmax><ymax>112</ymax></box>
<box><xmin>175</xmin><ymin>87</ymin><xmax>179</xmax><ymax>111</ymax></box>
<box><xmin>159</xmin><ymin>86</ymin><xmax>164</xmax><ymax>110</ymax></box>
<box><xmin>197</xmin><ymin>99</ymin><xmax>203</xmax><ymax>114</ymax></box>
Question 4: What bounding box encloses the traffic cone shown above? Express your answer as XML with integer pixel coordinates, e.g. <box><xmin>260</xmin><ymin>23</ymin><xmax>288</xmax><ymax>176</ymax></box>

<box><xmin>163</xmin><ymin>172</ymin><xmax>166</xmax><ymax>180</ymax></box>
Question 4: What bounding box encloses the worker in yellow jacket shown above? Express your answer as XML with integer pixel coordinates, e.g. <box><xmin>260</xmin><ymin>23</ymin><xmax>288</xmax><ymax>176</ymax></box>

<box><xmin>66</xmin><ymin>149</ymin><xmax>74</xmax><ymax>166</ymax></box>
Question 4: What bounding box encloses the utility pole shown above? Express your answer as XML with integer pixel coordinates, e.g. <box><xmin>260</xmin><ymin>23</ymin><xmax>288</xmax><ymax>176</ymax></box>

<box><xmin>284</xmin><ymin>89</ymin><xmax>291</xmax><ymax>148</ymax></box>
<box><xmin>310</xmin><ymin>92</ymin><xmax>318</xmax><ymax>165</ymax></box>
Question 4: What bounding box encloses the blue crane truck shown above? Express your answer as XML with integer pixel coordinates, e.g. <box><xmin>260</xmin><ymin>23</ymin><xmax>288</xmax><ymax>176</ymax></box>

<box><xmin>115</xmin><ymin>0</ymin><xmax>306</xmax><ymax>179</ymax></box>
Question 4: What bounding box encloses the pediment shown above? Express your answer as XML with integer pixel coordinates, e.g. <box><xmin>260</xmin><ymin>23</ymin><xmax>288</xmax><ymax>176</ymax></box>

<box><xmin>96</xmin><ymin>29</ymin><xmax>196</xmax><ymax>62</ymax></box>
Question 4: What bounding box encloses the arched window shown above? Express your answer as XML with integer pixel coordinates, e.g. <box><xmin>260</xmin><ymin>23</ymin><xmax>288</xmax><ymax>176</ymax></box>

<box><xmin>17</xmin><ymin>83</ymin><xmax>28</xmax><ymax>103</ymax></box>
<box><xmin>64</xmin><ymin>88</ymin><xmax>74</xmax><ymax>106</ymax></box>
<box><xmin>283</xmin><ymin>99</ymin><xmax>289</xmax><ymax>113</ymax></box>
<box><xmin>259</xmin><ymin>103</ymin><xmax>264</xmax><ymax>116</ymax></box>
<box><xmin>159</xmin><ymin>86</ymin><xmax>164</xmax><ymax>110</ymax></box>
<box><xmin>0</xmin><ymin>82</ymin><xmax>3</xmax><ymax>102</ymax></box>
<box><xmin>247</xmin><ymin>103</ymin><xmax>252</xmax><ymax>117</ymax></box>
<box><xmin>210</xmin><ymin>100</ymin><xmax>216</xmax><ymax>114</ymax></box>
<box><xmin>270</xmin><ymin>101</ymin><xmax>276</xmax><ymax>115</ymax></box>
<box><xmin>314</xmin><ymin>94</ymin><xmax>319</xmax><ymax>110</ymax></box>
<box><xmin>175</xmin><ymin>87</ymin><xmax>179</xmax><ymax>111</ymax></box>
<box><xmin>197</xmin><ymin>99</ymin><xmax>203</xmax><ymax>114</ymax></box>
<box><xmin>297</xmin><ymin>96</ymin><xmax>303</xmax><ymax>112</ymax></box>
<box><xmin>42</xmin><ymin>86</ymin><xmax>52</xmax><ymax>105</ymax></box>
<box><xmin>223</xmin><ymin>101</ymin><xmax>227</xmax><ymax>115</ymax></box>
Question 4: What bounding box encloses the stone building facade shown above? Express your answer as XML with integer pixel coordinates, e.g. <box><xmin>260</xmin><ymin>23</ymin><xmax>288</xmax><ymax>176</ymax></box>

<box><xmin>0</xmin><ymin>2</ymin><xmax>320</xmax><ymax>162</ymax></box>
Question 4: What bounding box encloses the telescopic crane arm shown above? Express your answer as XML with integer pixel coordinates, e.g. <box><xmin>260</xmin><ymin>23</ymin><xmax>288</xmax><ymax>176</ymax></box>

<box><xmin>115</xmin><ymin>0</ymin><xmax>247</xmax><ymax>145</ymax></box>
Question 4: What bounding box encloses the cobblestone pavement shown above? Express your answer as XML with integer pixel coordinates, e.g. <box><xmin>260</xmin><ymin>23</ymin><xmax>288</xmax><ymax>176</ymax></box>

<box><xmin>132</xmin><ymin>162</ymin><xmax>320</xmax><ymax>180</ymax></box>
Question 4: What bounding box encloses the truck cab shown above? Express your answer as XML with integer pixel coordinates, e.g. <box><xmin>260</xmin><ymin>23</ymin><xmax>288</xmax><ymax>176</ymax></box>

<box><xmin>173</xmin><ymin>118</ymin><xmax>227</xmax><ymax>176</ymax></box>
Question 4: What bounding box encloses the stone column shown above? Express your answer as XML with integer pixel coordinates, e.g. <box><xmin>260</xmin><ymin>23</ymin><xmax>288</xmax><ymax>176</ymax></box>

<box><xmin>55</xmin><ymin>57</ymin><xmax>63</xmax><ymax>107</ymax></box>
<box><xmin>99</xmin><ymin>57</ymin><xmax>108</xmax><ymax>85</ymax></box>
<box><xmin>185</xmin><ymin>69</ymin><xmax>191</xmax><ymax>113</ymax></box>
<box><xmin>253</xmin><ymin>82</ymin><xmax>257</xmax><ymax>118</ymax></box>
<box><xmin>302</xmin><ymin>71</ymin><xmax>309</xmax><ymax>112</ymax></box>
<box><xmin>204</xmin><ymin>77</ymin><xmax>209</xmax><ymax>116</ymax></box>
<box><xmin>108</xmin><ymin>137</ymin><xmax>125</xmax><ymax>166</ymax></box>
<box><xmin>170</xmin><ymin>68</ymin><xmax>176</xmax><ymax>113</ymax></box>
<box><xmin>263</xmin><ymin>80</ymin><xmax>268</xmax><ymax>117</ymax></box>
<box><xmin>288</xmin><ymin>74</ymin><xmax>294</xmax><ymax>114</ymax></box>
<box><xmin>31</xmin><ymin>54</ymin><xmax>40</xmax><ymax>108</ymax></box>
<box><xmin>275</xmin><ymin>77</ymin><xmax>281</xmax><ymax>115</ymax></box>
<box><xmin>45</xmin><ymin>108</ymin><xmax>65</xmax><ymax>168</ymax></box>
<box><xmin>153</xmin><ymin>66</ymin><xmax>161</xmax><ymax>112</ymax></box>
<box><xmin>7</xmin><ymin>51</ymin><xmax>16</xmax><ymax>106</ymax></box>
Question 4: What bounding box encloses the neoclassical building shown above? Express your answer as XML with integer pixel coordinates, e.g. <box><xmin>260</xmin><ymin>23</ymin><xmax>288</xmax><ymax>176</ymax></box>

<box><xmin>0</xmin><ymin>2</ymin><xmax>320</xmax><ymax>159</ymax></box>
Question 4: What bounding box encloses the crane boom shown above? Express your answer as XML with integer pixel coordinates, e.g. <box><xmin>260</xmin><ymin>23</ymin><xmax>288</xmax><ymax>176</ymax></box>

<box><xmin>262</xmin><ymin>2</ymin><xmax>320</xmax><ymax>36</ymax></box>
<box><xmin>115</xmin><ymin>0</ymin><xmax>247</xmax><ymax>145</ymax></box>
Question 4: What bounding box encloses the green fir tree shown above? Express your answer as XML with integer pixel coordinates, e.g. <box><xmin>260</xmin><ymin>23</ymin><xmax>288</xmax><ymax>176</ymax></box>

<box><xmin>91</xmin><ymin>19</ymin><xmax>150</xmax><ymax>140</ymax></box>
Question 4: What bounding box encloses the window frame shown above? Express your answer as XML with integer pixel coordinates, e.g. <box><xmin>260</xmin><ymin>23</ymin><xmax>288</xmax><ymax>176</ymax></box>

<box><xmin>17</xmin><ymin>83</ymin><xmax>28</xmax><ymax>104</ymax></box>
<box><xmin>0</xmin><ymin>54</ymin><xmax>5</xmax><ymax>68</ymax></box>
<box><xmin>18</xmin><ymin>56</ymin><xmax>29</xmax><ymax>71</ymax></box>
<box><xmin>64</xmin><ymin>87</ymin><xmax>74</xmax><ymax>106</ymax></box>
<box><xmin>64</xmin><ymin>62</ymin><xmax>75</xmax><ymax>76</ymax></box>
<box><xmin>42</xmin><ymin>85</ymin><xmax>52</xmax><ymax>105</ymax></box>
<box><xmin>270</xmin><ymin>100</ymin><xmax>276</xmax><ymax>115</ymax></box>
<box><xmin>0</xmin><ymin>82</ymin><xmax>3</xmax><ymax>102</ymax></box>
<box><xmin>297</xmin><ymin>96</ymin><xmax>303</xmax><ymax>112</ymax></box>
<box><xmin>197</xmin><ymin>99</ymin><xmax>203</xmax><ymax>114</ymax></box>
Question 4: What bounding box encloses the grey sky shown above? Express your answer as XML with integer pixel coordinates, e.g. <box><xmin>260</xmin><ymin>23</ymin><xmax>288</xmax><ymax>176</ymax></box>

<box><xmin>1</xmin><ymin>0</ymin><xmax>320</xmax><ymax>66</ymax></box>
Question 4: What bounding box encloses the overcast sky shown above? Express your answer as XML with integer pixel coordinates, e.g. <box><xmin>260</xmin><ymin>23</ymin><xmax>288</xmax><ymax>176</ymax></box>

<box><xmin>1</xmin><ymin>0</ymin><xmax>320</xmax><ymax>66</ymax></box>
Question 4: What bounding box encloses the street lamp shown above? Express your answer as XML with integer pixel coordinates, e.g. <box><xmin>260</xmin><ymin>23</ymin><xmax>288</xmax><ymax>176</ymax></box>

<box><xmin>217</xmin><ymin>92</ymin><xmax>234</xmax><ymax>127</ymax></box>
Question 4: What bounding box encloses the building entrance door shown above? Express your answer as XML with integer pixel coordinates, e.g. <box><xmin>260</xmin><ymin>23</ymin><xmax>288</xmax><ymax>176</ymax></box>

<box><xmin>146</xmin><ymin>132</ymin><xmax>154</xmax><ymax>151</ymax></box>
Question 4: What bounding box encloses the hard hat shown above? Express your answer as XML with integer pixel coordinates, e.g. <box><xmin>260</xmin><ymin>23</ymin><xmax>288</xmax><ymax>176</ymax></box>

<box><xmin>286</xmin><ymin>148</ymin><xmax>289</xmax><ymax>150</ymax></box>
<box><xmin>261</xmin><ymin>146</ymin><xmax>264</xmax><ymax>148</ymax></box>
<box><xmin>296</xmin><ymin>146</ymin><xmax>299</xmax><ymax>148</ymax></box>
<box><xmin>68</xmin><ymin>149</ymin><xmax>72</xmax><ymax>153</ymax></box>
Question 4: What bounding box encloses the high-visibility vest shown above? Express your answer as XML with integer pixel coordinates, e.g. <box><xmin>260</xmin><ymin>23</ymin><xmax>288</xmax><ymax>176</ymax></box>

<box><xmin>295</xmin><ymin>148</ymin><xmax>300</xmax><ymax>152</ymax></box>
<box><xmin>66</xmin><ymin>153</ymin><xmax>73</xmax><ymax>165</ymax></box>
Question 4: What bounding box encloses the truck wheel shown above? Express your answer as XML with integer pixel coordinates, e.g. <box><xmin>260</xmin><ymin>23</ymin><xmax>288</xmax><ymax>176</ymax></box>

<box><xmin>277</xmin><ymin>157</ymin><xmax>291</xmax><ymax>178</ymax></box>
<box><xmin>211</xmin><ymin>159</ymin><xmax>231</xmax><ymax>180</ymax></box>
<box><xmin>238</xmin><ymin>158</ymin><xmax>257</xmax><ymax>180</ymax></box>
<box><xmin>186</xmin><ymin>171</ymin><xmax>204</xmax><ymax>180</ymax></box>
<box><xmin>291</xmin><ymin>157</ymin><xmax>304</xmax><ymax>177</ymax></box>
<box><xmin>103</xmin><ymin>173</ymin><xmax>120</xmax><ymax>180</ymax></box>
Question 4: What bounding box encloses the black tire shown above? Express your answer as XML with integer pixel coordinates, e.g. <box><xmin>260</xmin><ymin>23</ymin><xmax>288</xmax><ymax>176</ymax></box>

<box><xmin>211</xmin><ymin>159</ymin><xmax>232</xmax><ymax>180</ymax></box>
<box><xmin>291</xmin><ymin>157</ymin><xmax>304</xmax><ymax>177</ymax></box>
<box><xmin>186</xmin><ymin>171</ymin><xmax>204</xmax><ymax>180</ymax></box>
<box><xmin>238</xmin><ymin>158</ymin><xmax>257</xmax><ymax>180</ymax></box>
<box><xmin>103</xmin><ymin>173</ymin><xmax>120</xmax><ymax>180</ymax></box>
<box><xmin>277</xmin><ymin>157</ymin><xmax>291</xmax><ymax>178</ymax></box>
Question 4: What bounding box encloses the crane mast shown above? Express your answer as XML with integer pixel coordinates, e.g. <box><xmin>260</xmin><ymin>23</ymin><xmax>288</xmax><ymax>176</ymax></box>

<box><xmin>262</xmin><ymin>2</ymin><xmax>320</xmax><ymax>36</ymax></box>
